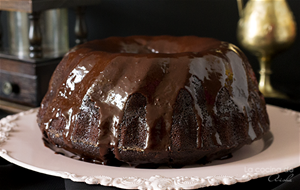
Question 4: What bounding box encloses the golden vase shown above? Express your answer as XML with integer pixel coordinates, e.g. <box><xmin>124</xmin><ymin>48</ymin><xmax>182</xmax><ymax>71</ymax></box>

<box><xmin>237</xmin><ymin>0</ymin><xmax>296</xmax><ymax>98</ymax></box>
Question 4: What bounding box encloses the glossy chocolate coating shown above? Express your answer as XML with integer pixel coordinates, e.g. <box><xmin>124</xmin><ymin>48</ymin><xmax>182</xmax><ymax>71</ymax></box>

<box><xmin>37</xmin><ymin>36</ymin><xmax>270</xmax><ymax>167</ymax></box>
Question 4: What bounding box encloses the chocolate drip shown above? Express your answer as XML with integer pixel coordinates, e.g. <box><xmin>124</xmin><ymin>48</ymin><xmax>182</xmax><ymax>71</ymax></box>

<box><xmin>38</xmin><ymin>36</ymin><xmax>270</xmax><ymax>167</ymax></box>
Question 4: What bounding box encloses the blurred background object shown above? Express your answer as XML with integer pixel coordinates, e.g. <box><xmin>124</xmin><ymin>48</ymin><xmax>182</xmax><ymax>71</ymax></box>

<box><xmin>237</xmin><ymin>0</ymin><xmax>296</xmax><ymax>99</ymax></box>
<box><xmin>7</xmin><ymin>9</ymin><xmax>69</xmax><ymax>58</ymax></box>
<box><xmin>0</xmin><ymin>0</ymin><xmax>100</xmax><ymax>111</ymax></box>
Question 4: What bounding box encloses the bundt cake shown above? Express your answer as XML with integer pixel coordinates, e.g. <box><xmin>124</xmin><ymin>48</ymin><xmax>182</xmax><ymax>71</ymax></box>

<box><xmin>37</xmin><ymin>36</ymin><xmax>270</xmax><ymax>167</ymax></box>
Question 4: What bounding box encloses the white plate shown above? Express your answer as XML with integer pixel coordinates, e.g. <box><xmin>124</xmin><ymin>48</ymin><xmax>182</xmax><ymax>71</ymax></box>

<box><xmin>0</xmin><ymin>105</ymin><xmax>299</xmax><ymax>190</ymax></box>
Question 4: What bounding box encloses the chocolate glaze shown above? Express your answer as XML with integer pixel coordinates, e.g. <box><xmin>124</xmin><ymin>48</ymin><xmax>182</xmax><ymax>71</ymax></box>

<box><xmin>37</xmin><ymin>36</ymin><xmax>270</xmax><ymax>167</ymax></box>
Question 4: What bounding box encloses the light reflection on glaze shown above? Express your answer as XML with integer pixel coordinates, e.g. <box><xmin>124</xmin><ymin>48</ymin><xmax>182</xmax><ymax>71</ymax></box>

<box><xmin>151</xmin><ymin>49</ymin><xmax>159</xmax><ymax>53</ymax></box>
<box><xmin>58</xmin><ymin>84</ymin><xmax>68</xmax><ymax>99</ymax></box>
<box><xmin>104</xmin><ymin>91</ymin><xmax>128</xmax><ymax>110</ymax></box>
<box><xmin>44</xmin><ymin>119</ymin><xmax>52</xmax><ymax>130</ymax></box>
<box><xmin>144</xmin><ymin>123</ymin><xmax>150</xmax><ymax>150</ymax></box>
<box><xmin>38</xmin><ymin>36</ymin><xmax>269</xmax><ymax>165</ymax></box>
<box><xmin>111</xmin><ymin>115</ymin><xmax>119</xmax><ymax>145</ymax></box>
<box><xmin>64</xmin><ymin>108</ymin><xmax>73</xmax><ymax>138</ymax></box>
<box><xmin>66</xmin><ymin>66</ymin><xmax>89</xmax><ymax>92</ymax></box>
<box><xmin>215</xmin><ymin>132</ymin><xmax>222</xmax><ymax>145</ymax></box>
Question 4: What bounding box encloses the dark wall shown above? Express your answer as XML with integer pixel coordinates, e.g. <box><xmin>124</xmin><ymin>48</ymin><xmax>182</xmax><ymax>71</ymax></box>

<box><xmin>67</xmin><ymin>0</ymin><xmax>300</xmax><ymax>100</ymax></box>
<box><xmin>68</xmin><ymin>0</ymin><xmax>241</xmax><ymax>46</ymax></box>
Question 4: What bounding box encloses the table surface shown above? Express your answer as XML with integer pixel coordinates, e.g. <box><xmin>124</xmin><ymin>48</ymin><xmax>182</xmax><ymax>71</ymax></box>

<box><xmin>0</xmin><ymin>98</ymin><xmax>299</xmax><ymax>190</ymax></box>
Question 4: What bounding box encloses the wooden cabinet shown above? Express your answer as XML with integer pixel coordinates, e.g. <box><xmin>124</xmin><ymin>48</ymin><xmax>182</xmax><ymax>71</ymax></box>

<box><xmin>0</xmin><ymin>0</ymin><xmax>100</xmax><ymax>110</ymax></box>
<box><xmin>0</xmin><ymin>56</ymin><xmax>59</xmax><ymax>106</ymax></box>
<box><xmin>0</xmin><ymin>0</ymin><xmax>100</xmax><ymax>13</ymax></box>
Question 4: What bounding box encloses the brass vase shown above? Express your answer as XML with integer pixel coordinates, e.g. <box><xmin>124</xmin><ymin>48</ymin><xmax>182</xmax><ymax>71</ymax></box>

<box><xmin>237</xmin><ymin>0</ymin><xmax>296</xmax><ymax>99</ymax></box>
